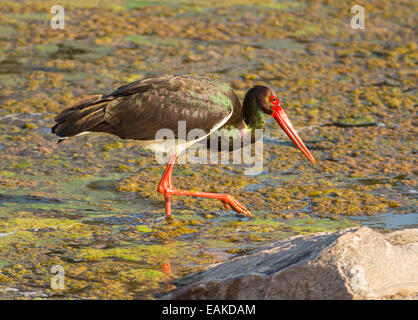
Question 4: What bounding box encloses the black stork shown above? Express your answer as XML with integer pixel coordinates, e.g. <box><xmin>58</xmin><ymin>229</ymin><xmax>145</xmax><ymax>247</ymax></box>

<box><xmin>52</xmin><ymin>75</ymin><xmax>315</xmax><ymax>217</ymax></box>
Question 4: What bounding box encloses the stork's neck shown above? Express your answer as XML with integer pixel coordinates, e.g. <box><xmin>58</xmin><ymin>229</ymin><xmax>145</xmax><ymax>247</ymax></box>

<box><xmin>242</xmin><ymin>90</ymin><xmax>265</xmax><ymax>130</ymax></box>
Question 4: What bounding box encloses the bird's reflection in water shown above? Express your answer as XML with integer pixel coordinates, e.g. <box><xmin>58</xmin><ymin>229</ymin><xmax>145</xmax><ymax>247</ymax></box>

<box><xmin>161</xmin><ymin>262</ymin><xmax>172</xmax><ymax>275</ymax></box>
<box><xmin>160</xmin><ymin>262</ymin><xmax>176</xmax><ymax>294</ymax></box>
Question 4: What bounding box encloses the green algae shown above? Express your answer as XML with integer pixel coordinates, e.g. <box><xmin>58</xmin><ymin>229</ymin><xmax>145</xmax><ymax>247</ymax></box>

<box><xmin>102</xmin><ymin>141</ymin><xmax>124</xmax><ymax>151</ymax></box>
<box><xmin>136</xmin><ymin>225</ymin><xmax>152</xmax><ymax>233</ymax></box>
<box><xmin>0</xmin><ymin>25</ymin><xmax>17</xmax><ymax>37</ymax></box>
<box><xmin>335</xmin><ymin>116</ymin><xmax>377</xmax><ymax>127</ymax></box>
<box><xmin>122</xmin><ymin>0</ymin><xmax>304</xmax><ymax>11</ymax></box>
<box><xmin>0</xmin><ymin>217</ymin><xmax>76</xmax><ymax>233</ymax></box>
<box><xmin>35</xmin><ymin>44</ymin><xmax>59</xmax><ymax>55</ymax></box>
<box><xmin>3</xmin><ymin>13</ymin><xmax>50</xmax><ymax>22</ymax></box>
<box><xmin>11</xmin><ymin>159</ymin><xmax>32</xmax><ymax>169</ymax></box>
<box><xmin>117</xmin><ymin>268</ymin><xmax>167</xmax><ymax>284</ymax></box>
<box><xmin>123</xmin><ymin>35</ymin><xmax>185</xmax><ymax>47</ymax></box>
<box><xmin>76</xmin><ymin>244</ymin><xmax>181</xmax><ymax>264</ymax></box>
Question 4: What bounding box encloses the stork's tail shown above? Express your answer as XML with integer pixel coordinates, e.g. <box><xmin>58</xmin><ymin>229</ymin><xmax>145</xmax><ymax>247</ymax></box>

<box><xmin>51</xmin><ymin>95</ymin><xmax>113</xmax><ymax>141</ymax></box>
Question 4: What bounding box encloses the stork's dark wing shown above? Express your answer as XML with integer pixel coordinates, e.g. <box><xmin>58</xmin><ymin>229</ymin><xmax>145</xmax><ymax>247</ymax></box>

<box><xmin>52</xmin><ymin>75</ymin><xmax>240</xmax><ymax>140</ymax></box>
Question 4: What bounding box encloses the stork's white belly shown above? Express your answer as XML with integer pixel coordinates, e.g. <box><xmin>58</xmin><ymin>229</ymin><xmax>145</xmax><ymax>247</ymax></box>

<box><xmin>136</xmin><ymin>138</ymin><xmax>191</xmax><ymax>156</ymax></box>
<box><xmin>136</xmin><ymin>108</ymin><xmax>234</xmax><ymax>156</ymax></box>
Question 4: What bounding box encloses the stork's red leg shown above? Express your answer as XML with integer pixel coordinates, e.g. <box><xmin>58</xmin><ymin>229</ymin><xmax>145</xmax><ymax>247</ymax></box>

<box><xmin>157</xmin><ymin>155</ymin><xmax>251</xmax><ymax>217</ymax></box>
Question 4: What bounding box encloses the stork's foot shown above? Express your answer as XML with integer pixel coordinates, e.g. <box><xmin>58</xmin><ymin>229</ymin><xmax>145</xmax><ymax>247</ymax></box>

<box><xmin>157</xmin><ymin>155</ymin><xmax>251</xmax><ymax>217</ymax></box>
<box><xmin>159</xmin><ymin>187</ymin><xmax>252</xmax><ymax>217</ymax></box>
<box><xmin>220</xmin><ymin>194</ymin><xmax>252</xmax><ymax>217</ymax></box>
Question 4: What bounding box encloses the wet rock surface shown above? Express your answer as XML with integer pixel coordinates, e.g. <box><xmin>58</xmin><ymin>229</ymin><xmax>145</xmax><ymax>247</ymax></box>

<box><xmin>167</xmin><ymin>227</ymin><xmax>418</xmax><ymax>299</ymax></box>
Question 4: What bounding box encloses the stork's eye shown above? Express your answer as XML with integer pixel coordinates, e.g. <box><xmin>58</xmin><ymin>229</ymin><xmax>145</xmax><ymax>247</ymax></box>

<box><xmin>270</xmin><ymin>95</ymin><xmax>279</xmax><ymax>106</ymax></box>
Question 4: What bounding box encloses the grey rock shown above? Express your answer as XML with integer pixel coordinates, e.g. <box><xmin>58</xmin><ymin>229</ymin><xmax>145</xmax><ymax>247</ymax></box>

<box><xmin>166</xmin><ymin>227</ymin><xmax>418</xmax><ymax>300</ymax></box>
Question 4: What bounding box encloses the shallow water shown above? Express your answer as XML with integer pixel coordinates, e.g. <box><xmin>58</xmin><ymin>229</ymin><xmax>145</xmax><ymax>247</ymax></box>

<box><xmin>350</xmin><ymin>212</ymin><xmax>418</xmax><ymax>230</ymax></box>
<box><xmin>0</xmin><ymin>0</ymin><xmax>416</xmax><ymax>299</ymax></box>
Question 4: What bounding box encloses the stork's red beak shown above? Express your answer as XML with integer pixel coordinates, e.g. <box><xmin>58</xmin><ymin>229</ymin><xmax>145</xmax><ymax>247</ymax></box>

<box><xmin>271</xmin><ymin>106</ymin><xmax>315</xmax><ymax>164</ymax></box>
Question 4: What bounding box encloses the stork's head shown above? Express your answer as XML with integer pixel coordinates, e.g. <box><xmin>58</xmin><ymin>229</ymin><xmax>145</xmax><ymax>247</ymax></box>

<box><xmin>245</xmin><ymin>85</ymin><xmax>315</xmax><ymax>164</ymax></box>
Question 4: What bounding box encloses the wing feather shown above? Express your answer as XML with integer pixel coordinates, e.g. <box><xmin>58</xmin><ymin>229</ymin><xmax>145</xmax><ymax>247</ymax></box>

<box><xmin>52</xmin><ymin>75</ymin><xmax>239</xmax><ymax>142</ymax></box>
